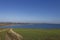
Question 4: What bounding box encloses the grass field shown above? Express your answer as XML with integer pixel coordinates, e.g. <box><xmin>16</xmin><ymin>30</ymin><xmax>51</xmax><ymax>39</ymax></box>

<box><xmin>13</xmin><ymin>29</ymin><xmax>60</xmax><ymax>40</ymax></box>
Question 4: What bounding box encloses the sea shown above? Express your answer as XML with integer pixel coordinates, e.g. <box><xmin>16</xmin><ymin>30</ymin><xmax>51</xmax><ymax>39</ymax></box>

<box><xmin>0</xmin><ymin>24</ymin><xmax>60</xmax><ymax>29</ymax></box>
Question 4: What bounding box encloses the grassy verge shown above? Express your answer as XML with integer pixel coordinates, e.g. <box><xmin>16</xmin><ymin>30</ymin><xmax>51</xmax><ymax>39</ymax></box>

<box><xmin>13</xmin><ymin>28</ymin><xmax>60</xmax><ymax>40</ymax></box>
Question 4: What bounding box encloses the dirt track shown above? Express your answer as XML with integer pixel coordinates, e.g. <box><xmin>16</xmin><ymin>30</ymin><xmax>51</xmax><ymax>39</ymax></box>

<box><xmin>0</xmin><ymin>28</ymin><xmax>23</xmax><ymax>40</ymax></box>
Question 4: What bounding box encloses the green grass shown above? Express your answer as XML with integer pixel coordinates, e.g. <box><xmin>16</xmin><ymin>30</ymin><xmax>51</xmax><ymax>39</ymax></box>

<box><xmin>0</xmin><ymin>31</ymin><xmax>7</xmax><ymax>40</ymax></box>
<box><xmin>13</xmin><ymin>29</ymin><xmax>60</xmax><ymax>40</ymax></box>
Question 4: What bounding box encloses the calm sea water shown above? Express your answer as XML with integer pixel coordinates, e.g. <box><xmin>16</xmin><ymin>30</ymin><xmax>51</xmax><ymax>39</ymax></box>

<box><xmin>0</xmin><ymin>24</ymin><xmax>60</xmax><ymax>29</ymax></box>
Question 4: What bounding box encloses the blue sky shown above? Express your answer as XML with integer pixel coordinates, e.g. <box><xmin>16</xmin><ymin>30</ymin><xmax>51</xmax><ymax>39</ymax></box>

<box><xmin>0</xmin><ymin>0</ymin><xmax>60</xmax><ymax>23</ymax></box>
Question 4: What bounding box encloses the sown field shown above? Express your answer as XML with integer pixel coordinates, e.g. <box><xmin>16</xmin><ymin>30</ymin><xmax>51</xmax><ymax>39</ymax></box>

<box><xmin>13</xmin><ymin>29</ymin><xmax>60</xmax><ymax>40</ymax></box>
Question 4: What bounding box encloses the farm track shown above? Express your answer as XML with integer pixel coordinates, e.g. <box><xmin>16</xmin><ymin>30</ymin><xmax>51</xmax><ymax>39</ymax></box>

<box><xmin>0</xmin><ymin>28</ymin><xmax>23</xmax><ymax>40</ymax></box>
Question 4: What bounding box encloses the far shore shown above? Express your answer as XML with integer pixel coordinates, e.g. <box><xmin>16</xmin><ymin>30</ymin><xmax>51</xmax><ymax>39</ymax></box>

<box><xmin>0</xmin><ymin>23</ymin><xmax>16</xmax><ymax>26</ymax></box>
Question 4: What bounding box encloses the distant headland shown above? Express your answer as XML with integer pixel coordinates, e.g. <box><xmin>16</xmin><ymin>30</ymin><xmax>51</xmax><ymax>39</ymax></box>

<box><xmin>0</xmin><ymin>22</ymin><xmax>60</xmax><ymax>26</ymax></box>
